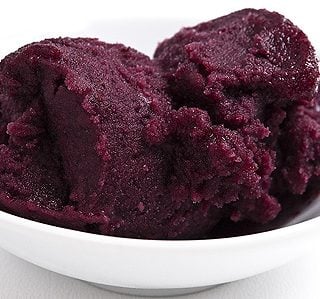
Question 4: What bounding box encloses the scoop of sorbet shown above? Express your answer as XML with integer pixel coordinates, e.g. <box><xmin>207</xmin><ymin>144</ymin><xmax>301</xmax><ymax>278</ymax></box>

<box><xmin>154</xmin><ymin>8</ymin><xmax>320</xmax><ymax>224</ymax></box>
<box><xmin>0</xmin><ymin>38</ymin><xmax>226</xmax><ymax>239</ymax></box>
<box><xmin>0</xmin><ymin>9</ymin><xmax>320</xmax><ymax>240</ymax></box>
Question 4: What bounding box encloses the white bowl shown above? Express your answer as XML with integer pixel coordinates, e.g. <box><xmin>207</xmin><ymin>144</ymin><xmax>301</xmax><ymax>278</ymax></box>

<box><xmin>0</xmin><ymin>205</ymin><xmax>319</xmax><ymax>297</ymax></box>
<box><xmin>1</xmin><ymin>16</ymin><xmax>320</xmax><ymax>297</ymax></box>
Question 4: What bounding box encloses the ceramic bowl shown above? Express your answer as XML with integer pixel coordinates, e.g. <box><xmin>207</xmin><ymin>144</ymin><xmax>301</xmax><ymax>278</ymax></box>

<box><xmin>0</xmin><ymin>201</ymin><xmax>319</xmax><ymax>297</ymax></box>
<box><xmin>0</xmin><ymin>17</ymin><xmax>320</xmax><ymax>297</ymax></box>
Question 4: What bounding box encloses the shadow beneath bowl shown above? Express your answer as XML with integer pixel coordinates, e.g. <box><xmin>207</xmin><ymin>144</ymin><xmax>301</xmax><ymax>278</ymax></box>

<box><xmin>87</xmin><ymin>282</ymin><xmax>220</xmax><ymax>297</ymax></box>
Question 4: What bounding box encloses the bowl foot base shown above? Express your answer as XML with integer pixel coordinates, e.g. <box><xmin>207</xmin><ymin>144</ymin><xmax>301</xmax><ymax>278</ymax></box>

<box><xmin>88</xmin><ymin>282</ymin><xmax>215</xmax><ymax>297</ymax></box>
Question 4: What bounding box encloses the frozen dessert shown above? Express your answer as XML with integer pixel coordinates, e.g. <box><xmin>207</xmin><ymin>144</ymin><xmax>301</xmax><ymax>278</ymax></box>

<box><xmin>0</xmin><ymin>38</ymin><xmax>225</xmax><ymax>239</ymax></box>
<box><xmin>0</xmin><ymin>8</ymin><xmax>319</xmax><ymax>240</ymax></box>
<box><xmin>155</xmin><ymin>8</ymin><xmax>320</xmax><ymax>227</ymax></box>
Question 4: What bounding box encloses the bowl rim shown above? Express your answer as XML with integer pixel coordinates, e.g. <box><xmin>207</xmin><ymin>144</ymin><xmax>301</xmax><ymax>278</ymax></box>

<box><xmin>0</xmin><ymin>210</ymin><xmax>319</xmax><ymax>249</ymax></box>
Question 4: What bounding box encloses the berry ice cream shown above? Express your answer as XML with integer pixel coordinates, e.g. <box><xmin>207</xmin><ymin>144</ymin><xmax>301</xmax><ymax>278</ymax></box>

<box><xmin>0</xmin><ymin>9</ymin><xmax>319</xmax><ymax>239</ymax></box>
<box><xmin>155</xmin><ymin>8</ymin><xmax>320</xmax><ymax>226</ymax></box>
<box><xmin>0</xmin><ymin>38</ymin><xmax>225</xmax><ymax>239</ymax></box>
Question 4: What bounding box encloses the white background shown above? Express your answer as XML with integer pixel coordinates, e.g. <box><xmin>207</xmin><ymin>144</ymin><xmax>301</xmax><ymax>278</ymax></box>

<box><xmin>1</xmin><ymin>0</ymin><xmax>320</xmax><ymax>298</ymax></box>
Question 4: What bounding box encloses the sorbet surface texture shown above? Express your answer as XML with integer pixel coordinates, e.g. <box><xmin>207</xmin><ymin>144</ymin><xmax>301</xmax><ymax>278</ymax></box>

<box><xmin>154</xmin><ymin>8</ymin><xmax>320</xmax><ymax>226</ymax></box>
<box><xmin>0</xmin><ymin>9</ymin><xmax>319</xmax><ymax>239</ymax></box>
